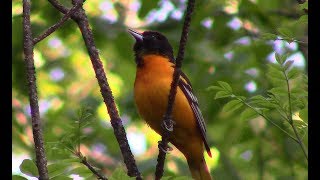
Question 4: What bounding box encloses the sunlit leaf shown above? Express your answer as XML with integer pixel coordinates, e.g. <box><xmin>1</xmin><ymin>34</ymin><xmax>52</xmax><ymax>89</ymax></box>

<box><xmin>214</xmin><ymin>91</ymin><xmax>231</xmax><ymax>99</ymax></box>
<box><xmin>261</xmin><ymin>33</ymin><xmax>277</xmax><ymax>40</ymax></box>
<box><xmin>277</xmin><ymin>27</ymin><xmax>293</xmax><ymax>39</ymax></box>
<box><xmin>109</xmin><ymin>167</ymin><xmax>135</xmax><ymax>180</ymax></box>
<box><xmin>299</xmin><ymin>108</ymin><xmax>308</xmax><ymax>122</ymax></box>
<box><xmin>19</xmin><ymin>159</ymin><xmax>39</xmax><ymax>177</ymax></box>
<box><xmin>48</xmin><ymin>163</ymin><xmax>70</xmax><ymax>178</ymax></box>
<box><xmin>222</xmin><ymin>99</ymin><xmax>243</xmax><ymax>112</ymax></box>
<box><xmin>206</xmin><ymin>85</ymin><xmax>224</xmax><ymax>91</ymax></box>
<box><xmin>12</xmin><ymin>175</ymin><xmax>28</xmax><ymax>180</ymax></box>
<box><xmin>241</xmin><ymin>108</ymin><xmax>258</xmax><ymax>121</ymax></box>
<box><xmin>70</xmin><ymin>166</ymin><xmax>94</xmax><ymax>178</ymax></box>
<box><xmin>50</xmin><ymin>175</ymin><xmax>73</xmax><ymax>180</ymax></box>
<box><xmin>217</xmin><ymin>81</ymin><xmax>232</xmax><ymax>92</ymax></box>
<box><xmin>297</xmin><ymin>15</ymin><xmax>308</xmax><ymax>24</ymax></box>
<box><xmin>275</xmin><ymin>52</ymin><xmax>285</xmax><ymax>65</ymax></box>
<box><xmin>287</xmin><ymin>68</ymin><xmax>301</xmax><ymax>79</ymax></box>
<box><xmin>299</xmin><ymin>1</ymin><xmax>308</xmax><ymax>10</ymax></box>
<box><xmin>250</xmin><ymin>95</ymin><xmax>278</xmax><ymax>108</ymax></box>
<box><xmin>268</xmin><ymin>87</ymin><xmax>288</xmax><ymax>96</ymax></box>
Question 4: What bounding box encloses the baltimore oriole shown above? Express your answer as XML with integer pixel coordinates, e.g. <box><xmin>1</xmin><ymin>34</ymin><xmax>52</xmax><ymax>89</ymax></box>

<box><xmin>128</xmin><ymin>28</ymin><xmax>212</xmax><ymax>180</ymax></box>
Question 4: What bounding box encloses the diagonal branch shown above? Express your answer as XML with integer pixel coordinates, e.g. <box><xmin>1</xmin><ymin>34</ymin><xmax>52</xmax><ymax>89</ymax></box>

<box><xmin>77</xmin><ymin>153</ymin><xmax>108</xmax><ymax>180</ymax></box>
<box><xmin>155</xmin><ymin>0</ymin><xmax>196</xmax><ymax>179</ymax></box>
<box><xmin>23</xmin><ymin>0</ymin><xmax>49</xmax><ymax>179</ymax></box>
<box><xmin>33</xmin><ymin>2</ymin><xmax>82</xmax><ymax>44</ymax></box>
<box><xmin>48</xmin><ymin>0</ymin><xmax>140</xmax><ymax>178</ymax></box>
<box><xmin>47</xmin><ymin>0</ymin><xmax>69</xmax><ymax>14</ymax></box>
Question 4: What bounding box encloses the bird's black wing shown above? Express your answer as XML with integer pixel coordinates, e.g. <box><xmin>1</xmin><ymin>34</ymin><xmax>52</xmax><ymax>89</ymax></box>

<box><xmin>178</xmin><ymin>72</ymin><xmax>212</xmax><ymax>157</ymax></box>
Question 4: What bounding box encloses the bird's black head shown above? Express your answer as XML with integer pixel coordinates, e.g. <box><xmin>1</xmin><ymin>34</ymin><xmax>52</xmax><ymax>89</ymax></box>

<box><xmin>128</xmin><ymin>29</ymin><xmax>175</xmax><ymax>66</ymax></box>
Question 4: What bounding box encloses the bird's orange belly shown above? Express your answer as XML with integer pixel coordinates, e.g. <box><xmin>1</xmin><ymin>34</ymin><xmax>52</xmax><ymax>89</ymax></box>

<box><xmin>134</xmin><ymin>75</ymin><xmax>202</xmax><ymax>156</ymax></box>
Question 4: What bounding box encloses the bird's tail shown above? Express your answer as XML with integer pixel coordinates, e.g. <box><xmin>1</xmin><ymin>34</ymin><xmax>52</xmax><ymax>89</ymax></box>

<box><xmin>187</xmin><ymin>157</ymin><xmax>212</xmax><ymax>180</ymax></box>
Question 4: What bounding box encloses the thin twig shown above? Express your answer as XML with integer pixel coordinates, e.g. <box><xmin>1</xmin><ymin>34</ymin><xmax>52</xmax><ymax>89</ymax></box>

<box><xmin>275</xmin><ymin>38</ymin><xmax>308</xmax><ymax>45</ymax></box>
<box><xmin>33</xmin><ymin>2</ymin><xmax>82</xmax><ymax>44</ymax></box>
<box><xmin>154</xmin><ymin>0</ymin><xmax>195</xmax><ymax>179</ymax></box>
<box><xmin>23</xmin><ymin>0</ymin><xmax>49</xmax><ymax>179</ymax></box>
<box><xmin>79</xmin><ymin>154</ymin><xmax>108</xmax><ymax>180</ymax></box>
<box><xmin>235</xmin><ymin>97</ymin><xmax>299</xmax><ymax>143</ymax></box>
<box><xmin>283</xmin><ymin>71</ymin><xmax>308</xmax><ymax>160</ymax></box>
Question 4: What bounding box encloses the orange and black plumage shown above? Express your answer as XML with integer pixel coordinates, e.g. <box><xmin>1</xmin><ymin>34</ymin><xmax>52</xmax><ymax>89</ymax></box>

<box><xmin>128</xmin><ymin>29</ymin><xmax>212</xmax><ymax>180</ymax></box>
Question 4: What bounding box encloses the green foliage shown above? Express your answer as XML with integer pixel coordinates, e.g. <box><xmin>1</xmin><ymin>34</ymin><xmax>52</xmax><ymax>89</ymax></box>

<box><xmin>12</xmin><ymin>175</ymin><xmax>28</xmax><ymax>180</ymax></box>
<box><xmin>109</xmin><ymin>167</ymin><xmax>136</xmax><ymax>180</ymax></box>
<box><xmin>138</xmin><ymin>0</ymin><xmax>160</xmax><ymax>18</ymax></box>
<box><xmin>208</xmin><ymin>51</ymin><xmax>308</xmax><ymax>161</ymax></box>
<box><xmin>19</xmin><ymin>159</ymin><xmax>38</xmax><ymax>177</ymax></box>
<box><xmin>161</xmin><ymin>176</ymin><xmax>193</xmax><ymax>180</ymax></box>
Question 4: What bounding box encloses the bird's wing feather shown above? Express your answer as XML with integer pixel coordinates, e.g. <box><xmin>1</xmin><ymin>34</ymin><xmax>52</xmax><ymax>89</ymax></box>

<box><xmin>179</xmin><ymin>72</ymin><xmax>212</xmax><ymax>157</ymax></box>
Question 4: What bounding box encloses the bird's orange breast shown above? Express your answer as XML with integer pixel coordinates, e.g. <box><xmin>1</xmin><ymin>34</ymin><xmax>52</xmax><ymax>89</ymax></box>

<box><xmin>134</xmin><ymin>55</ymin><xmax>204</xmax><ymax>159</ymax></box>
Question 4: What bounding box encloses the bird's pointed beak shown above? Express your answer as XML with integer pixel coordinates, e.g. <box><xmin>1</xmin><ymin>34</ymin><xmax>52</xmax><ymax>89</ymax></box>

<box><xmin>128</xmin><ymin>28</ymin><xmax>143</xmax><ymax>42</ymax></box>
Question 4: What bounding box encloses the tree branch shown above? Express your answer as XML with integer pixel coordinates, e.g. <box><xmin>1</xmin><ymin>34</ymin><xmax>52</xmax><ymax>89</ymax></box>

<box><xmin>155</xmin><ymin>0</ymin><xmax>196</xmax><ymax>179</ymax></box>
<box><xmin>47</xmin><ymin>0</ymin><xmax>69</xmax><ymax>14</ymax></box>
<box><xmin>78</xmin><ymin>154</ymin><xmax>108</xmax><ymax>180</ymax></box>
<box><xmin>48</xmin><ymin>0</ymin><xmax>140</xmax><ymax>178</ymax></box>
<box><xmin>33</xmin><ymin>2</ymin><xmax>82</xmax><ymax>44</ymax></box>
<box><xmin>23</xmin><ymin>0</ymin><xmax>49</xmax><ymax>179</ymax></box>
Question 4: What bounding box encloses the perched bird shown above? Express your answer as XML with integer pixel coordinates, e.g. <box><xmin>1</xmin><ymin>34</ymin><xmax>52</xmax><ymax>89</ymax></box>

<box><xmin>128</xmin><ymin>28</ymin><xmax>212</xmax><ymax>180</ymax></box>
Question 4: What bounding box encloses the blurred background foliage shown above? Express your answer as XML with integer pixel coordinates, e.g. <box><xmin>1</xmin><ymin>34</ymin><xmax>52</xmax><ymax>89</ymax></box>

<box><xmin>12</xmin><ymin>0</ymin><xmax>308</xmax><ymax>179</ymax></box>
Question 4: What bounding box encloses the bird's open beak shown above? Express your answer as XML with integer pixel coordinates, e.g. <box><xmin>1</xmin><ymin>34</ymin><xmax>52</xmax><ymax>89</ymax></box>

<box><xmin>128</xmin><ymin>28</ymin><xmax>143</xmax><ymax>42</ymax></box>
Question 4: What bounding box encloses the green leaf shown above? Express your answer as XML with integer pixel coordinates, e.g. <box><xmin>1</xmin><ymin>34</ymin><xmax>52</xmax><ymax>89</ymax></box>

<box><xmin>291</xmin><ymin>98</ymin><xmax>307</xmax><ymax>110</ymax></box>
<box><xmin>214</xmin><ymin>91</ymin><xmax>231</xmax><ymax>99</ymax></box>
<box><xmin>275</xmin><ymin>53</ymin><xmax>286</xmax><ymax>65</ymax></box>
<box><xmin>249</xmin><ymin>95</ymin><xmax>278</xmax><ymax>109</ymax></box>
<box><xmin>59</xmin><ymin>158</ymin><xmax>81</xmax><ymax>164</ymax></box>
<box><xmin>267</xmin><ymin>66</ymin><xmax>285</xmax><ymax>81</ymax></box>
<box><xmin>241</xmin><ymin>108</ymin><xmax>258</xmax><ymax>121</ymax></box>
<box><xmin>287</xmin><ymin>68</ymin><xmax>300</xmax><ymax>79</ymax></box>
<box><xmin>297</xmin><ymin>15</ymin><xmax>308</xmax><ymax>24</ymax></box>
<box><xmin>299</xmin><ymin>1</ymin><xmax>308</xmax><ymax>10</ymax></box>
<box><xmin>12</xmin><ymin>175</ymin><xmax>28</xmax><ymax>180</ymax></box>
<box><xmin>48</xmin><ymin>163</ymin><xmax>70</xmax><ymax>178</ymax></box>
<box><xmin>70</xmin><ymin>166</ymin><xmax>93</xmax><ymax>178</ymax></box>
<box><xmin>267</xmin><ymin>63</ymin><xmax>282</xmax><ymax>71</ymax></box>
<box><xmin>268</xmin><ymin>87</ymin><xmax>288</xmax><ymax>96</ymax></box>
<box><xmin>261</xmin><ymin>33</ymin><xmax>277</xmax><ymax>40</ymax></box>
<box><xmin>299</xmin><ymin>108</ymin><xmax>308</xmax><ymax>122</ymax></box>
<box><xmin>222</xmin><ymin>99</ymin><xmax>243</xmax><ymax>112</ymax></box>
<box><xmin>19</xmin><ymin>159</ymin><xmax>39</xmax><ymax>177</ymax></box>
<box><xmin>277</xmin><ymin>27</ymin><xmax>293</xmax><ymax>39</ymax></box>
<box><xmin>206</xmin><ymin>85</ymin><xmax>224</xmax><ymax>91</ymax></box>
<box><xmin>217</xmin><ymin>81</ymin><xmax>232</xmax><ymax>92</ymax></box>
<box><xmin>50</xmin><ymin>175</ymin><xmax>73</xmax><ymax>180</ymax></box>
<box><xmin>291</xmin><ymin>88</ymin><xmax>308</xmax><ymax>97</ymax></box>
<box><xmin>109</xmin><ymin>167</ymin><xmax>135</xmax><ymax>180</ymax></box>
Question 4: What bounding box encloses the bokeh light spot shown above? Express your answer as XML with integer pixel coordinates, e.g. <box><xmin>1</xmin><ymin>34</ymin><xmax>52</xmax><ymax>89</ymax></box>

<box><xmin>49</xmin><ymin>68</ymin><xmax>65</xmax><ymax>81</ymax></box>
<box><xmin>244</xmin><ymin>81</ymin><xmax>257</xmax><ymax>93</ymax></box>
<box><xmin>127</xmin><ymin>131</ymin><xmax>147</xmax><ymax>156</ymax></box>
<box><xmin>201</xmin><ymin>17</ymin><xmax>213</xmax><ymax>29</ymax></box>
<box><xmin>227</xmin><ymin>17</ymin><xmax>242</xmax><ymax>30</ymax></box>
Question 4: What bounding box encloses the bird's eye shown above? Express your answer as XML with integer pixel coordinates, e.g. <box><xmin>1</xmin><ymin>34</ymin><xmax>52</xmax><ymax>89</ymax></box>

<box><xmin>151</xmin><ymin>35</ymin><xmax>156</xmax><ymax>40</ymax></box>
